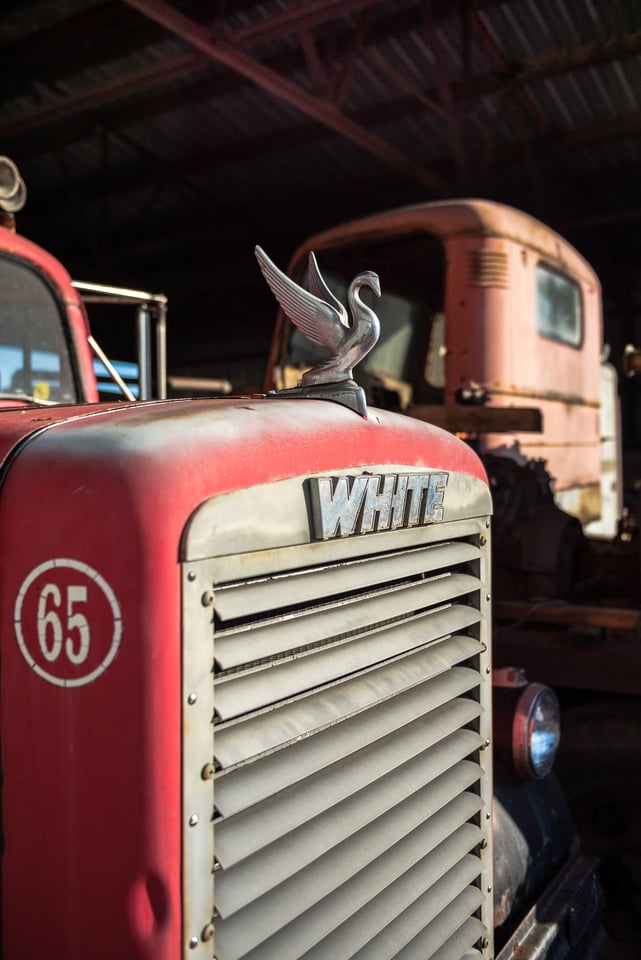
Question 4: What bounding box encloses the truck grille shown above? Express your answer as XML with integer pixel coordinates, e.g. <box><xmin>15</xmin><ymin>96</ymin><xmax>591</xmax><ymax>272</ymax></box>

<box><xmin>203</xmin><ymin>533</ymin><xmax>491</xmax><ymax>960</ymax></box>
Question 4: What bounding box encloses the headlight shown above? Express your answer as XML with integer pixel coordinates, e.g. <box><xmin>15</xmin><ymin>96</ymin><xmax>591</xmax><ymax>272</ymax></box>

<box><xmin>512</xmin><ymin>682</ymin><xmax>561</xmax><ymax>779</ymax></box>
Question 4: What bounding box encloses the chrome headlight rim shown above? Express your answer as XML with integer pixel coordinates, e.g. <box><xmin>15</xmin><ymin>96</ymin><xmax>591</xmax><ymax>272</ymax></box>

<box><xmin>512</xmin><ymin>681</ymin><xmax>561</xmax><ymax>780</ymax></box>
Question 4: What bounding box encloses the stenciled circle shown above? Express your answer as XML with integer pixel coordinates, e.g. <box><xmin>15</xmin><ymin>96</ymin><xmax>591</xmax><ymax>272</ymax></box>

<box><xmin>14</xmin><ymin>558</ymin><xmax>123</xmax><ymax>688</ymax></box>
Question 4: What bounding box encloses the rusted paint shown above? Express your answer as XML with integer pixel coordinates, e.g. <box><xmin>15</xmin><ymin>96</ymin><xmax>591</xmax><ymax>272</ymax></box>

<box><xmin>279</xmin><ymin>201</ymin><xmax>601</xmax><ymax>283</ymax></box>
<box><xmin>496</xmin><ymin>856</ymin><xmax>604</xmax><ymax>960</ymax></box>
<box><xmin>495</xmin><ymin>599</ymin><xmax>641</xmax><ymax>632</ymax></box>
<box><xmin>409</xmin><ymin>404</ymin><xmax>542</xmax><ymax>434</ymax></box>
<box><xmin>488</xmin><ymin>385</ymin><xmax>600</xmax><ymax>408</ymax></box>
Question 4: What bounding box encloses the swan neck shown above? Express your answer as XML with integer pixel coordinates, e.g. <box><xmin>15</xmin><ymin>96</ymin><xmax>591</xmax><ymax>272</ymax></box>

<box><xmin>349</xmin><ymin>276</ymin><xmax>370</xmax><ymax>309</ymax></box>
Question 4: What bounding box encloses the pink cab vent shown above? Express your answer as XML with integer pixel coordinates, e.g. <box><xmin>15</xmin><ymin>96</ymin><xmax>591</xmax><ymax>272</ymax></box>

<box><xmin>468</xmin><ymin>250</ymin><xmax>509</xmax><ymax>287</ymax></box>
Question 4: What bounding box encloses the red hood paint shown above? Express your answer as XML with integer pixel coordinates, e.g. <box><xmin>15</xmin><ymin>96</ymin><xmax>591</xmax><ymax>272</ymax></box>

<box><xmin>0</xmin><ymin>401</ymin><xmax>155</xmax><ymax>480</ymax></box>
<box><xmin>0</xmin><ymin>393</ymin><xmax>486</xmax><ymax>495</ymax></box>
<box><xmin>0</xmin><ymin>396</ymin><xmax>487</xmax><ymax>960</ymax></box>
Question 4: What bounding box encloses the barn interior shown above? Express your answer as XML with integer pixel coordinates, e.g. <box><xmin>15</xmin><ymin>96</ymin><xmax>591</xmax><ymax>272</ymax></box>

<box><xmin>3</xmin><ymin>3</ymin><xmax>641</xmax><ymax>957</ymax></box>
<box><xmin>3</xmin><ymin>0</ymin><xmax>641</xmax><ymax>415</ymax></box>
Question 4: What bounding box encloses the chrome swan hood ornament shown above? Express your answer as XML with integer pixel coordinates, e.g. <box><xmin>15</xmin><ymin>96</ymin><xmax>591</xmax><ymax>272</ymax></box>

<box><xmin>256</xmin><ymin>245</ymin><xmax>381</xmax><ymax>416</ymax></box>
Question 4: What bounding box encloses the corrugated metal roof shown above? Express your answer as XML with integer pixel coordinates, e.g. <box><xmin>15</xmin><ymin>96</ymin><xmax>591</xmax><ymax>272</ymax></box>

<box><xmin>1</xmin><ymin>0</ymin><xmax>641</xmax><ymax>370</ymax></box>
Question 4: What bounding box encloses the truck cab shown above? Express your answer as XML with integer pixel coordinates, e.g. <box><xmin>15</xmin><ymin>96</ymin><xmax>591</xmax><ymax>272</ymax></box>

<box><xmin>0</xmin><ymin>154</ymin><xmax>167</xmax><ymax>408</ymax></box>
<box><xmin>265</xmin><ymin>200</ymin><xmax>617</xmax><ymax>533</ymax></box>
<box><xmin>0</xmin><ymin>222</ymin><xmax>98</xmax><ymax>405</ymax></box>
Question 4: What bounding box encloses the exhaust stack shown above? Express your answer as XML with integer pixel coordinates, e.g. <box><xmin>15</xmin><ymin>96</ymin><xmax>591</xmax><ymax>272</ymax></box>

<box><xmin>0</xmin><ymin>156</ymin><xmax>27</xmax><ymax>229</ymax></box>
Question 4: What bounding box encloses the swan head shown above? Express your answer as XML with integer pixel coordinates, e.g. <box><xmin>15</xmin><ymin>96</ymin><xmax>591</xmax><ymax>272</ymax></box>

<box><xmin>353</xmin><ymin>270</ymin><xmax>381</xmax><ymax>299</ymax></box>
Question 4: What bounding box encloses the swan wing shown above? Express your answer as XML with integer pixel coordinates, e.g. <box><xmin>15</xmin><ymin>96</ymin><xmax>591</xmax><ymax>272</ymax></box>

<box><xmin>255</xmin><ymin>246</ymin><xmax>346</xmax><ymax>353</ymax></box>
<box><xmin>306</xmin><ymin>252</ymin><xmax>349</xmax><ymax>327</ymax></box>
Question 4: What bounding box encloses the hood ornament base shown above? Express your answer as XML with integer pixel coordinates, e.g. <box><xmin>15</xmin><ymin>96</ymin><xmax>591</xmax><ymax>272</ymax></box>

<box><xmin>270</xmin><ymin>378</ymin><xmax>367</xmax><ymax>416</ymax></box>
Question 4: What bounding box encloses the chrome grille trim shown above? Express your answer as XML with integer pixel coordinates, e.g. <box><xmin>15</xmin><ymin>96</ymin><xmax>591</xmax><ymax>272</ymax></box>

<box><xmin>393</xmin><ymin>897</ymin><xmax>485</xmax><ymax>958</ymax></box>
<box><xmin>306</xmin><ymin>853</ymin><xmax>482</xmax><ymax>960</ymax></box>
<box><xmin>214</xmin><ymin>588</ymin><xmax>480</xmax><ymax>672</ymax></box>
<box><xmin>215</xmin><ymin>726</ymin><xmax>483</xmax><ymax>866</ymax></box>
<box><xmin>215</xmin><ymin>699</ymin><xmax>482</xmax><ymax>819</ymax></box>
<box><xmin>214</xmin><ymin>623</ymin><xmax>481</xmax><ymax>718</ymax></box>
<box><xmin>214</xmin><ymin>541</ymin><xmax>482</xmax><ymax>622</ymax></box>
<box><xmin>216</xmin><ymin>761</ymin><xmax>483</xmax><ymax>916</ymax></box>
<box><xmin>214</xmin><ymin>661</ymin><xmax>480</xmax><ymax>769</ymax></box>
<box><xmin>182</xmin><ymin>504</ymin><xmax>493</xmax><ymax>960</ymax></box>
<box><xmin>216</xmin><ymin>797</ymin><xmax>481</xmax><ymax>960</ymax></box>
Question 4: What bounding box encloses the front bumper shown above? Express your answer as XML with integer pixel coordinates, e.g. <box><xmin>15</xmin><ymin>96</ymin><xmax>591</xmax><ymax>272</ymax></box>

<box><xmin>497</xmin><ymin>854</ymin><xmax>604</xmax><ymax>960</ymax></box>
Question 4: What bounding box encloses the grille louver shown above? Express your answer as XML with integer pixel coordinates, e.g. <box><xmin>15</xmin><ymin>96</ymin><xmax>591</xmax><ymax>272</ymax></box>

<box><xmin>205</xmin><ymin>536</ymin><xmax>491</xmax><ymax>960</ymax></box>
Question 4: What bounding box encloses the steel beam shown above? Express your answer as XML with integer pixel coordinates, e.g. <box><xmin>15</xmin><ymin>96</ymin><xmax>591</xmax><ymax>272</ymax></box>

<box><xmin>121</xmin><ymin>0</ymin><xmax>456</xmax><ymax>196</ymax></box>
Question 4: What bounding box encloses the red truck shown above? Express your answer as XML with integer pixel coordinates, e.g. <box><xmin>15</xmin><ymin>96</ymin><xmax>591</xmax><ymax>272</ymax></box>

<box><xmin>0</xmin><ymin>159</ymin><xmax>603</xmax><ymax>958</ymax></box>
<box><xmin>265</xmin><ymin>198</ymin><xmax>641</xmax><ymax>948</ymax></box>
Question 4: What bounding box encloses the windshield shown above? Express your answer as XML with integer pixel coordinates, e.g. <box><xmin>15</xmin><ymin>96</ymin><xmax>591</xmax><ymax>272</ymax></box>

<box><xmin>282</xmin><ymin>232</ymin><xmax>446</xmax><ymax>408</ymax></box>
<box><xmin>0</xmin><ymin>254</ymin><xmax>77</xmax><ymax>403</ymax></box>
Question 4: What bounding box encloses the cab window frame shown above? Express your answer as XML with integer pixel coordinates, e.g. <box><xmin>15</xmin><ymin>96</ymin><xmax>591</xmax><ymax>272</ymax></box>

<box><xmin>535</xmin><ymin>261</ymin><xmax>583</xmax><ymax>349</ymax></box>
<box><xmin>0</xmin><ymin>250</ymin><xmax>82</xmax><ymax>403</ymax></box>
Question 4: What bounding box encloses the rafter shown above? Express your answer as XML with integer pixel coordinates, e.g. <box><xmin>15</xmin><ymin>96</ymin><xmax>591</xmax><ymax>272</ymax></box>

<box><xmin>7</xmin><ymin>0</ymin><xmax>641</xmax><ymax>273</ymax></box>
<box><xmin>471</xmin><ymin>11</ymin><xmax>553</xmax><ymax>157</ymax></box>
<box><xmin>22</xmin><ymin>72</ymin><xmax>641</xmax><ymax>229</ymax></box>
<box><xmin>3</xmin><ymin>58</ymin><xmax>508</xmax><ymax>164</ymax></box>
<box><xmin>362</xmin><ymin>48</ymin><xmax>446</xmax><ymax>119</ymax></box>
<box><xmin>297</xmin><ymin>26</ymin><xmax>329</xmax><ymax>95</ymax></box>
<box><xmin>0</xmin><ymin>52</ymin><xmax>201</xmax><ymax>138</ymax></box>
<box><xmin>521</xmin><ymin>30</ymin><xmax>641</xmax><ymax>80</ymax></box>
<box><xmin>423</xmin><ymin>8</ymin><xmax>469</xmax><ymax>184</ymax></box>
<box><xmin>121</xmin><ymin>0</ymin><xmax>458</xmax><ymax>196</ymax></box>
<box><xmin>232</xmin><ymin>0</ymin><xmax>384</xmax><ymax>46</ymax></box>
<box><xmin>4</xmin><ymin>0</ymin><xmax>639</xmax><ymax>140</ymax></box>
<box><xmin>328</xmin><ymin>9</ymin><xmax>372</xmax><ymax>106</ymax></box>
<box><xmin>24</xmin><ymin>96</ymin><xmax>435</xmax><ymax>222</ymax></box>
<box><xmin>85</xmin><ymin>111</ymin><xmax>641</xmax><ymax>243</ymax></box>
<box><xmin>1</xmin><ymin>4</ymin><xmax>495</xmax><ymax>150</ymax></box>
<box><xmin>15</xmin><ymin>0</ymin><xmax>628</xmax><ymax>153</ymax></box>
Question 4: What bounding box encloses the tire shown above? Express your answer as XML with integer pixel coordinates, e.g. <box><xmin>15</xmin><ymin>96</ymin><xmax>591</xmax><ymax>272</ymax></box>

<box><xmin>556</xmin><ymin>700</ymin><xmax>641</xmax><ymax>946</ymax></box>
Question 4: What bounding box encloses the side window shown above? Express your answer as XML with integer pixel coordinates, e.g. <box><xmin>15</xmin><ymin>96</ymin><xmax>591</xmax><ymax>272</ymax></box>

<box><xmin>424</xmin><ymin>311</ymin><xmax>446</xmax><ymax>389</ymax></box>
<box><xmin>536</xmin><ymin>263</ymin><xmax>582</xmax><ymax>348</ymax></box>
<box><xmin>360</xmin><ymin>288</ymin><xmax>421</xmax><ymax>383</ymax></box>
<box><xmin>0</xmin><ymin>255</ymin><xmax>78</xmax><ymax>402</ymax></box>
<box><xmin>287</xmin><ymin>270</ymin><xmax>423</xmax><ymax>383</ymax></box>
